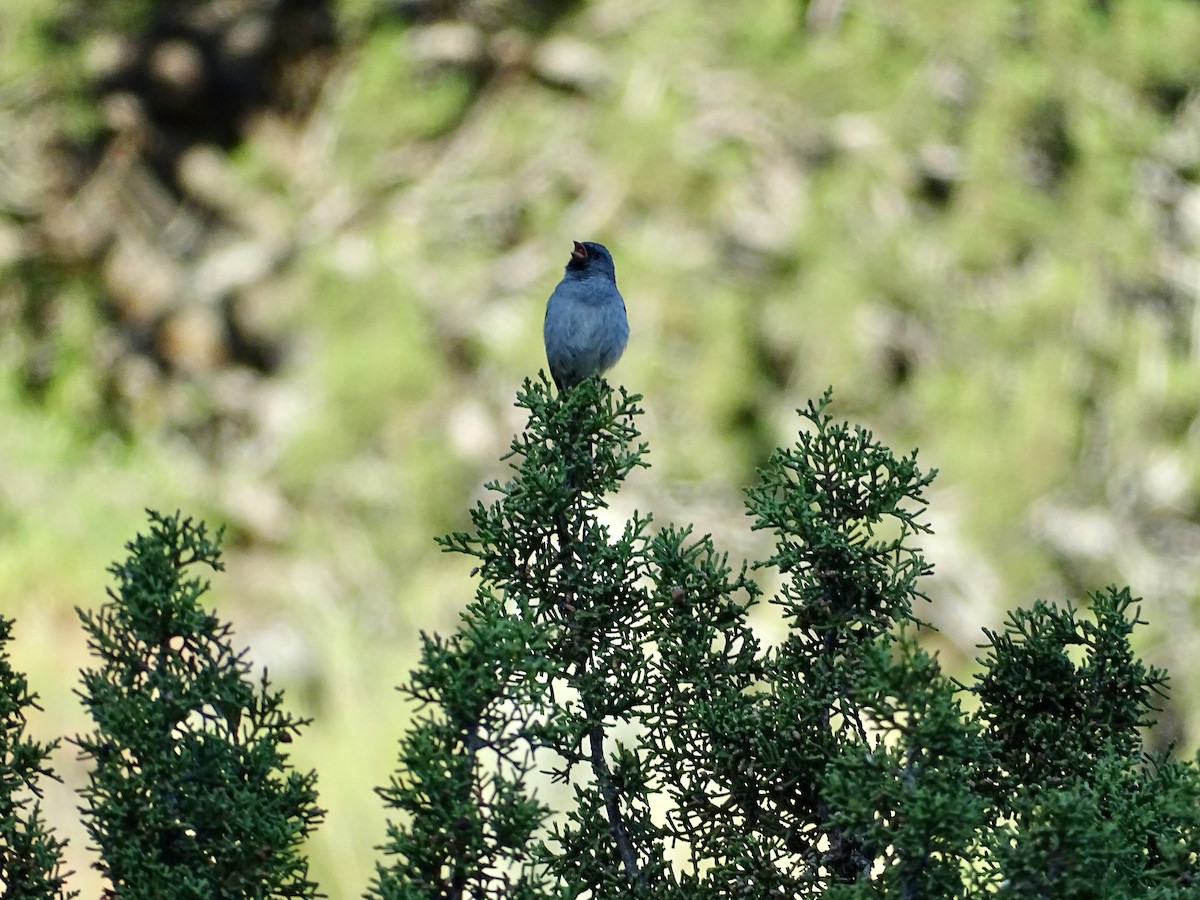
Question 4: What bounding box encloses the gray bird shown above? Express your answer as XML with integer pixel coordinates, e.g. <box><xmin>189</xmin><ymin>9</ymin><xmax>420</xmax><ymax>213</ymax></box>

<box><xmin>543</xmin><ymin>241</ymin><xmax>629</xmax><ymax>392</ymax></box>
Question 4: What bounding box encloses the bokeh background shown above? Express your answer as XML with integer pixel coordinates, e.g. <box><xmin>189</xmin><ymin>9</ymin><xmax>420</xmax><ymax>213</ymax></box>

<box><xmin>4</xmin><ymin>0</ymin><xmax>1200</xmax><ymax>894</ymax></box>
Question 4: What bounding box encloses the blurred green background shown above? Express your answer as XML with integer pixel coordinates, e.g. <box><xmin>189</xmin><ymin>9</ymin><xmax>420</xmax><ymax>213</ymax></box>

<box><xmin>4</xmin><ymin>0</ymin><xmax>1200</xmax><ymax>894</ymax></box>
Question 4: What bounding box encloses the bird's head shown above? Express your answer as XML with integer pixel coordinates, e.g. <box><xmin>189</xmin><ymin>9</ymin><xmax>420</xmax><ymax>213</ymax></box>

<box><xmin>566</xmin><ymin>240</ymin><xmax>616</xmax><ymax>278</ymax></box>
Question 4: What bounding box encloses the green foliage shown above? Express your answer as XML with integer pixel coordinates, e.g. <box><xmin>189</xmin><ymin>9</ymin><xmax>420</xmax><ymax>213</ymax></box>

<box><xmin>0</xmin><ymin>616</ymin><xmax>74</xmax><ymax>899</ymax></box>
<box><xmin>987</xmin><ymin>751</ymin><xmax>1200</xmax><ymax>898</ymax></box>
<box><xmin>972</xmin><ymin>589</ymin><xmax>1200</xmax><ymax>896</ymax></box>
<box><xmin>73</xmin><ymin>511</ymin><xmax>325</xmax><ymax>899</ymax></box>
<box><xmin>974</xmin><ymin>589</ymin><xmax>1168</xmax><ymax>786</ymax></box>
<box><xmin>371</xmin><ymin>382</ymin><xmax>1200</xmax><ymax>897</ymax></box>
<box><xmin>371</xmin><ymin>377</ymin><xmax>657</xmax><ymax>898</ymax></box>
<box><xmin>745</xmin><ymin>387</ymin><xmax>937</xmax><ymax>632</ymax></box>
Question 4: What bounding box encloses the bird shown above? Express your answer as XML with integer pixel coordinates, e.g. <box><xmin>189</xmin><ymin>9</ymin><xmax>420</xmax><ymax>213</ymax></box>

<box><xmin>543</xmin><ymin>241</ymin><xmax>629</xmax><ymax>392</ymax></box>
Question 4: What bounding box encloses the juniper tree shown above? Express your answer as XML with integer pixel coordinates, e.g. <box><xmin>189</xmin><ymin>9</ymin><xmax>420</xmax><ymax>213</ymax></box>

<box><xmin>370</xmin><ymin>379</ymin><xmax>1200</xmax><ymax>898</ymax></box>
<box><xmin>0</xmin><ymin>615</ymin><xmax>74</xmax><ymax>899</ymax></box>
<box><xmin>73</xmin><ymin>511</ymin><xmax>324</xmax><ymax>899</ymax></box>
<box><xmin>969</xmin><ymin>591</ymin><xmax>1200</xmax><ymax>896</ymax></box>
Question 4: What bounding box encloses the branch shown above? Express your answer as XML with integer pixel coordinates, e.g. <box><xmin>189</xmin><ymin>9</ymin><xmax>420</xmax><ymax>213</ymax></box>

<box><xmin>555</xmin><ymin>467</ymin><xmax>642</xmax><ymax>885</ymax></box>
<box><xmin>583</xmin><ymin>692</ymin><xmax>641</xmax><ymax>882</ymax></box>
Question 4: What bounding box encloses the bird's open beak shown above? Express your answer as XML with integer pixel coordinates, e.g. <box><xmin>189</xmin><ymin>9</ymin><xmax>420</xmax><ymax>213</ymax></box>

<box><xmin>571</xmin><ymin>241</ymin><xmax>588</xmax><ymax>261</ymax></box>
